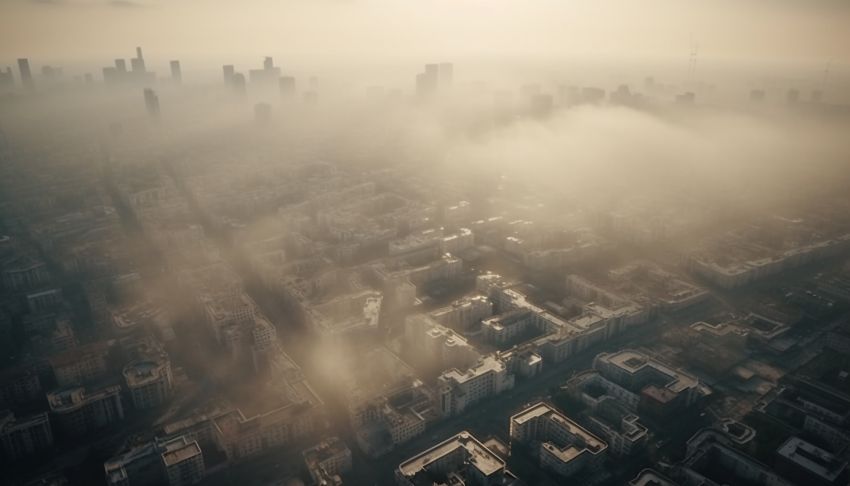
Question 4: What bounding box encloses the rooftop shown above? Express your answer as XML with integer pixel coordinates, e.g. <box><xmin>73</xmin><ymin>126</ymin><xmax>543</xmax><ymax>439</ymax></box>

<box><xmin>398</xmin><ymin>431</ymin><xmax>504</xmax><ymax>479</ymax></box>
<box><xmin>598</xmin><ymin>349</ymin><xmax>698</xmax><ymax>394</ymax></box>
<box><xmin>511</xmin><ymin>402</ymin><xmax>607</xmax><ymax>455</ymax></box>
<box><xmin>777</xmin><ymin>436</ymin><xmax>847</xmax><ymax>482</ymax></box>
<box><xmin>161</xmin><ymin>438</ymin><xmax>202</xmax><ymax>467</ymax></box>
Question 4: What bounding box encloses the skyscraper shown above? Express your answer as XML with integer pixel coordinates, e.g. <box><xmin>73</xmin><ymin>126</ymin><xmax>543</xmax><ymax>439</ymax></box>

<box><xmin>415</xmin><ymin>63</ymin><xmax>443</xmax><ymax>98</ymax></box>
<box><xmin>0</xmin><ymin>68</ymin><xmax>13</xmax><ymax>89</ymax></box>
<box><xmin>143</xmin><ymin>88</ymin><xmax>160</xmax><ymax>119</ymax></box>
<box><xmin>223</xmin><ymin>65</ymin><xmax>235</xmax><ymax>86</ymax></box>
<box><xmin>17</xmin><ymin>59</ymin><xmax>33</xmax><ymax>89</ymax></box>
<box><xmin>416</xmin><ymin>65</ymin><xmax>437</xmax><ymax>98</ymax></box>
<box><xmin>131</xmin><ymin>47</ymin><xmax>146</xmax><ymax>73</ymax></box>
<box><xmin>170</xmin><ymin>60</ymin><xmax>182</xmax><ymax>84</ymax></box>
<box><xmin>231</xmin><ymin>73</ymin><xmax>246</xmax><ymax>95</ymax></box>
<box><xmin>249</xmin><ymin>56</ymin><xmax>281</xmax><ymax>86</ymax></box>
<box><xmin>115</xmin><ymin>59</ymin><xmax>127</xmax><ymax>73</ymax></box>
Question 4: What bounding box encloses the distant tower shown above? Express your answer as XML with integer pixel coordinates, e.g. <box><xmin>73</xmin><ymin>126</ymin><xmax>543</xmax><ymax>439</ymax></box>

<box><xmin>131</xmin><ymin>47</ymin><xmax>146</xmax><ymax>73</ymax></box>
<box><xmin>231</xmin><ymin>72</ymin><xmax>246</xmax><ymax>95</ymax></box>
<box><xmin>223</xmin><ymin>65</ymin><xmax>235</xmax><ymax>86</ymax></box>
<box><xmin>143</xmin><ymin>88</ymin><xmax>160</xmax><ymax>119</ymax></box>
<box><xmin>249</xmin><ymin>57</ymin><xmax>280</xmax><ymax>85</ymax></box>
<box><xmin>17</xmin><ymin>59</ymin><xmax>33</xmax><ymax>89</ymax></box>
<box><xmin>416</xmin><ymin>64</ymin><xmax>439</xmax><ymax>98</ymax></box>
<box><xmin>115</xmin><ymin>59</ymin><xmax>127</xmax><ymax>73</ymax></box>
<box><xmin>170</xmin><ymin>60</ymin><xmax>182</xmax><ymax>84</ymax></box>
<box><xmin>0</xmin><ymin>67</ymin><xmax>13</xmax><ymax>89</ymax></box>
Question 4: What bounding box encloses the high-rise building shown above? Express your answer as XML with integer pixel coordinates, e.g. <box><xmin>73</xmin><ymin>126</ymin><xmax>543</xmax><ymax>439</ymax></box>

<box><xmin>170</xmin><ymin>60</ymin><xmax>182</xmax><ymax>84</ymax></box>
<box><xmin>249</xmin><ymin>56</ymin><xmax>281</xmax><ymax>86</ymax></box>
<box><xmin>104</xmin><ymin>49</ymin><xmax>153</xmax><ymax>84</ymax></box>
<box><xmin>231</xmin><ymin>73</ymin><xmax>246</xmax><ymax>95</ymax></box>
<box><xmin>47</xmin><ymin>384</ymin><xmax>125</xmax><ymax>436</ymax></box>
<box><xmin>17</xmin><ymin>58</ymin><xmax>33</xmax><ymax>89</ymax></box>
<box><xmin>144</xmin><ymin>88</ymin><xmax>160</xmax><ymax>119</ymax></box>
<box><xmin>0</xmin><ymin>411</ymin><xmax>53</xmax><ymax>460</ymax></box>
<box><xmin>0</xmin><ymin>68</ymin><xmax>13</xmax><ymax>88</ymax></box>
<box><xmin>104</xmin><ymin>435</ymin><xmax>205</xmax><ymax>486</ymax></box>
<box><xmin>222</xmin><ymin>65</ymin><xmax>235</xmax><ymax>86</ymax></box>
<box><xmin>123</xmin><ymin>355</ymin><xmax>173</xmax><ymax>410</ymax></box>
<box><xmin>416</xmin><ymin>63</ymin><xmax>448</xmax><ymax>98</ymax></box>
<box><xmin>131</xmin><ymin>46</ymin><xmax>146</xmax><ymax>73</ymax></box>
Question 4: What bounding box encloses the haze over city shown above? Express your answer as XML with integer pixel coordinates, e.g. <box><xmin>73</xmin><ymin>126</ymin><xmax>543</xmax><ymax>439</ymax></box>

<box><xmin>1</xmin><ymin>1</ymin><xmax>850</xmax><ymax>486</ymax></box>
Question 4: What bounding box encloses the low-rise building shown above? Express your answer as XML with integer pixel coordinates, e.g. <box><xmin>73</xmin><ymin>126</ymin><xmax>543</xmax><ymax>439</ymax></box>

<box><xmin>678</xmin><ymin>428</ymin><xmax>793</xmax><ymax>486</ymax></box>
<box><xmin>629</xmin><ymin>469</ymin><xmax>679</xmax><ymax>486</ymax></box>
<box><xmin>437</xmin><ymin>355</ymin><xmax>514</xmax><ymax>417</ymax></box>
<box><xmin>775</xmin><ymin>436</ymin><xmax>848</xmax><ymax>486</ymax></box>
<box><xmin>428</xmin><ymin>294</ymin><xmax>493</xmax><ymax>332</ymax></box>
<box><xmin>302</xmin><ymin>437</ymin><xmax>352</xmax><ymax>485</ymax></box>
<box><xmin>395</xmin><ymin>431</ymin><xmax>523</xmax><ymax>486</ymax></box>
<box><xmin>593</xmin><ymin>349</ymin><xmax>703</xmax><ymax>417</ymax></box>
<box><xmin>509</xmin><ymin>402</ymin><xmax>607</xmax><ymax>478</ymax></box>
<box><xmin>584</xmin><ymin>398</ymin><xmax>648</xmax><ymax>456</ymax></box>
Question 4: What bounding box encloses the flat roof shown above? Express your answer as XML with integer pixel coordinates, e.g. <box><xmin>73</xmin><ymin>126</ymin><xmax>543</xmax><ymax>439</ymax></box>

<box><xmin>777</xmin><ymin>436</ymin><xmax>847</xmax><ymax>481</ymax></box>
<box><xmin>161</xmin><ymin>440</ymin><xmax>202</xmax><ymax>467</ymax></box>
<box><xmin>600</xmin><ymin>349</ymin><xmax>698</xmax><ymax>393</ymax></box>
<box><xmin>511</xmin><ymin>402</ymin><xmax>606</xmax><ymax>454</ymax></box>
<box><xmin>398</xmin><ymin>431</ymin><xmax>503</xmax><ymax>478</ymax></box>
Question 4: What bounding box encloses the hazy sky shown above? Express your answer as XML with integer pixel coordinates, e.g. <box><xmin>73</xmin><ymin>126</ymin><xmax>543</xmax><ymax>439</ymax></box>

<box><xmin>2</xmin><ymin>0</ymin><xmax>850</xmax><ymax>69</ymax></box>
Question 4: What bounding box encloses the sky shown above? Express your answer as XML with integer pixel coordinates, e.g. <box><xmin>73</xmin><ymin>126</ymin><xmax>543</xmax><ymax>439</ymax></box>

<box><xmin>2</xmin><ymin>0</ymin><xmax>850</xmax><ymax>71</ymax></box>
